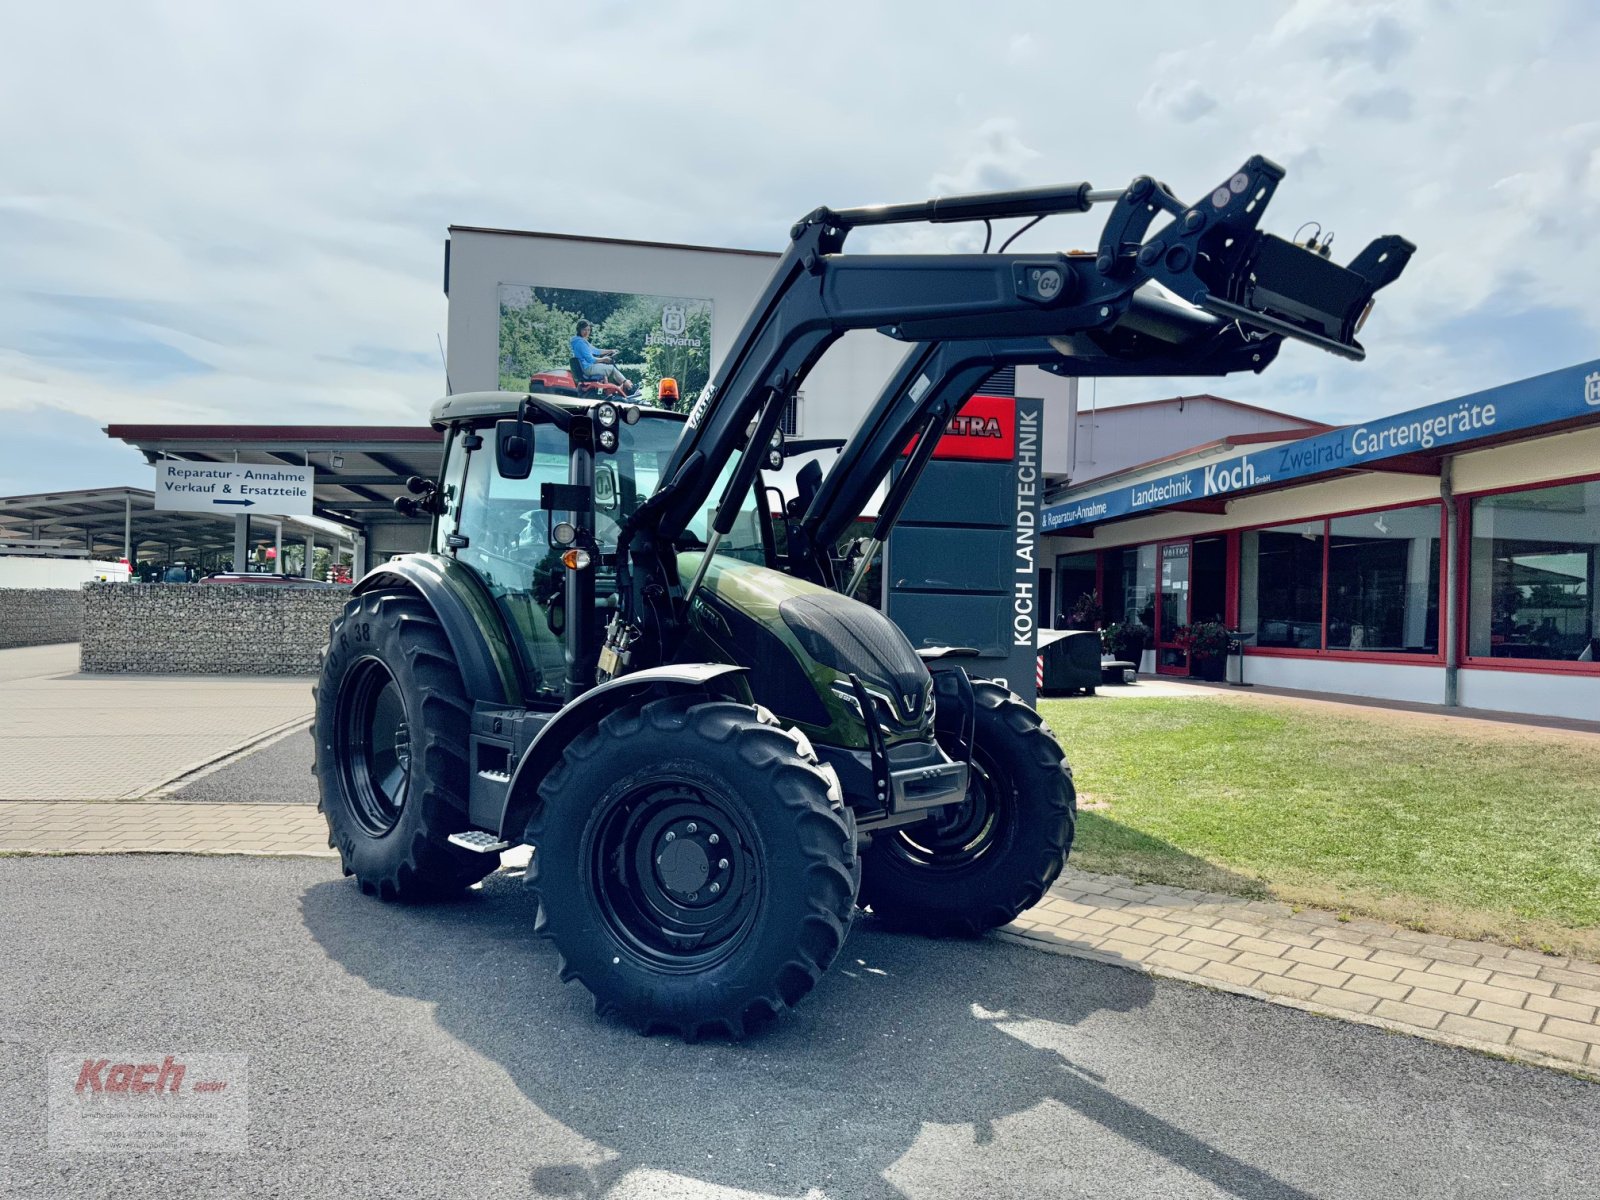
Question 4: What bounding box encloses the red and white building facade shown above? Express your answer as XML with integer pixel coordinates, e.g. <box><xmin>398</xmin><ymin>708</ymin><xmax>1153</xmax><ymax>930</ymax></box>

<box><xmin>1041</xmin><ymin>360</ymin><xmax>1600</xmax><ymax>721</ymax></box>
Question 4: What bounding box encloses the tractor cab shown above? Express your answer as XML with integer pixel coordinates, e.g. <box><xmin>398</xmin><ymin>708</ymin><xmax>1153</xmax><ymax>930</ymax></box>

<box><xmin>424</xmin><ymin>388</ymin><xmax>772</xmax><ymax>703</ymax></box>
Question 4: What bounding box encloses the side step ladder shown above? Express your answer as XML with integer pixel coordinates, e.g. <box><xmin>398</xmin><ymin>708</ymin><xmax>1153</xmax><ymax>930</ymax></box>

<box><xmin>447</xmin><ymin>829</ymin><xmax>512</xmax><ymax>854</ymax></box>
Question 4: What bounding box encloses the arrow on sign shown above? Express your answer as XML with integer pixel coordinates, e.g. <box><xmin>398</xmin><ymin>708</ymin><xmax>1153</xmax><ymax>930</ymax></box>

<box><xmin>213</xmin><ymin>499</ymin><xmax>255</xmax><ymax>507</ymax></box>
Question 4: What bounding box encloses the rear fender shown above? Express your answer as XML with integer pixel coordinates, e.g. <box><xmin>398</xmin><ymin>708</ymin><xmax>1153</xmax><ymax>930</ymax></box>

<box><xmin>493</xmin><ymin>663</ymin><xmax>751</xmax><ymax>842</ymax></box>
<box><xmin>353</xmin><ymin>554</ymin><xmax>523</xmax><ymax>705</ymax></box>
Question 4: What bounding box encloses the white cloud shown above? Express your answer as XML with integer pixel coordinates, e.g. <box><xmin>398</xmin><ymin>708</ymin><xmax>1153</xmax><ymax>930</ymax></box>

<box><xmin>0</xmin><ymin>0</ymin><xmax>1597</xmax><ymax>483</ymax></box>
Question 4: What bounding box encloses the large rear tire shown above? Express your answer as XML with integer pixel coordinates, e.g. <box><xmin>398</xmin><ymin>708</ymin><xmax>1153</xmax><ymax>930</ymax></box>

<box><xmin>526</xmin><ymin>696</ymin><xmax>857</xmax><ymax>1039</ymax></box>
<box><xmin>313</xmin><ymin>591</ymin><xmax>496</xmax><ymax>901</ymax></box>
<box><xmin>858</xmin><ymin>680</ymin><xmax>1074</xmax><ymax>936</ymax></box>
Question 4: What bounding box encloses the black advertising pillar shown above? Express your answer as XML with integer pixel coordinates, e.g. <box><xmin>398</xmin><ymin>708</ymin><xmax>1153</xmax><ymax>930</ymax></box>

<box><xmin>885</xmin><ymin>381</ymin><xmax>1042</xmax><ymax>706</ymax></box>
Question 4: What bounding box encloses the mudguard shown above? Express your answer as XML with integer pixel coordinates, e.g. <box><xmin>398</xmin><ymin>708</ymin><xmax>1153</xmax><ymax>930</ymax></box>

<box><xmin>493</xmin><ymin>663</ymin><xmax>751</xmax><ymax>842</ymax></box>
<box><xmin>353</xmin><ymin>554</ymin><xmax>524</xmax><ymax>705</ymax></box>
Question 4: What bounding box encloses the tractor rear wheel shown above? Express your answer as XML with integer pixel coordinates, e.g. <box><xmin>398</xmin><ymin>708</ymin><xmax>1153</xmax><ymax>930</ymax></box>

<box><xmin>313</xmin><ymin>591</ymin><xmax>496</xmax><ymax>901</ymax></box>
<box><xmin>526</xmin><ymin>696</ymin><xmax>857</xmax><ymax>1038</ymax></box>
<box><xmin>858</xmin><ymin>680</ymin><xmax>1074</xmax><ymax>936</ymax></box>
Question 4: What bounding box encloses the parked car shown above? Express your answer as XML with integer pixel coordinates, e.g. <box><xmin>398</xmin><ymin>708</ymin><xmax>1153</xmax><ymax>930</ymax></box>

<box><xmin>199</xmin><ymin>573</ymin><xmax>341</xmax><ymax>587</ymax></box>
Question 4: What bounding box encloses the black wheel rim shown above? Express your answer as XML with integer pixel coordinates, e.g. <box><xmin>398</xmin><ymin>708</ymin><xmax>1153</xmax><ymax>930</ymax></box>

<box><xmin>337</xmin><ymin>658</ymin><xmax>410</xmax><ymax>837</ymax></box>
<box><xmin>589</xmin><ymin>781</ymin><xmax>761</xmax><ymax>974</ymax></box>
<box><xmin>887</xmin><ymin>747</ymin><xmax>1008</xmax><ymax>869</ymax></box>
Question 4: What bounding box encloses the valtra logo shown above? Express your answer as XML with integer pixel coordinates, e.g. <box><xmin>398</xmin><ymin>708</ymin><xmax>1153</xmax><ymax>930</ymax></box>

<box><xmin>928</xmin><ymin>393</ymin><xmax>1017</xmax><ymax>462</ymax></box>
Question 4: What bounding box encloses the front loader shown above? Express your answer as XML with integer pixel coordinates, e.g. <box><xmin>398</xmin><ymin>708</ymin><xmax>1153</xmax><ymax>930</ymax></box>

<box><xmin>314</xmin><ymin>155</ymin><xmax>1412</xmax><ymax>1037</ymax></box>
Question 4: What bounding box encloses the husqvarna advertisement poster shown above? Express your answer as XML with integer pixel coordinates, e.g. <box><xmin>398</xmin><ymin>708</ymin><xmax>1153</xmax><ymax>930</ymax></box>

<box><xmin>497</xmin><ymin>283</ymin><xmax>712</xmax><ymax>408</ymax></box>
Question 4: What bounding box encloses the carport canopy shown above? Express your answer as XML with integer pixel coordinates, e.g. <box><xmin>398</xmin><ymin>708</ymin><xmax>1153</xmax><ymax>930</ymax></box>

<box><xmin>104</xmin><ymin>424</ymin><xmax>443</xmax><ymax>536</ymax></box>
<box><xmin>0</xmin><ymin>487</ymin><xmax>348</xmax><ymax>568</ymax></box>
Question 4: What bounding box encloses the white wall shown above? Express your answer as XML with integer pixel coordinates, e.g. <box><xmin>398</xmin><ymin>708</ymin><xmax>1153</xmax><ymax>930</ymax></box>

<box><xmin>1458</xmin><ymin>668</ymin><xmax>1600</xmax><ymax>720</ymax></box>
<box><xmin>0</xmin><ymin>557</ymin><xmax>129</xmax><ymax>588</ymax></box>
<box><xmin>1237</xmin><ymin>656</ymin><xmax>1447</xmax><ymax>705</ymax></box>
<box><xmin>1068</xmin><ymin>396</ymin><xmax>1321</xmax><ymax>487</ymax></box>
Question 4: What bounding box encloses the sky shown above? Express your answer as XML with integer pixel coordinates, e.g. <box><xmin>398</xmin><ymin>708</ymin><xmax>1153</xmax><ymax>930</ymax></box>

<box><xmin>3</xmin><ymin>0</ymin><xmax>1598</xmax><ymax>496</ymax></box>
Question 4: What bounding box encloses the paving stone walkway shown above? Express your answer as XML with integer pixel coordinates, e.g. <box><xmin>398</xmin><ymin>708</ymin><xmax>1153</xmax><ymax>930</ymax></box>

<box><xmin>1004</xmin><ymin>869</ymin><xmax>1600</xmax><ymax>1078</ymax></box>
<box><xmin>0</xmin><ymin>644</ymin><xmax>314</xmax><ymax>800</ymax></box>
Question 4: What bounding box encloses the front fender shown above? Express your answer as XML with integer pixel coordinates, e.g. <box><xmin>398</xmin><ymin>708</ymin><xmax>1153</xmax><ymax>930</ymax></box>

<box><xmin>354</xmin><ymin>554</ymin><xmax>524</xmax><ymax>705</ymax></box>
<box><xmin>493</xmin><ymin>663</ymin><xmax>751</xmax><ymax>842</ymax></box>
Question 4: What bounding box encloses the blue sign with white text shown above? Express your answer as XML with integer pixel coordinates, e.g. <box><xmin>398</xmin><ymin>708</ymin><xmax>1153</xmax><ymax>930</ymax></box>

<box><xmin>1042</xmin><ymin>358</ymin><xmax>1600</xmax><ymax>531</ymax></box>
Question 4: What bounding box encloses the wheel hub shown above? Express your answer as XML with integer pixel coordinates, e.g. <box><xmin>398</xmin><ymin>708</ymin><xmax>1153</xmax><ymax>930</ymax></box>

<box><xmin>652</xmin><ymin>819</ymin><xmax>731</xmax><ymax>903</ymax></box>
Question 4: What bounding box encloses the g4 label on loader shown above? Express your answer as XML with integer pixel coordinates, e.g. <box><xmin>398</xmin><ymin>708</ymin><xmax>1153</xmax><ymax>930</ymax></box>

<box><xmin>315</xmin><ymin>155</ymin><xmax>1411</xmax><ymax>1038</ymax></box>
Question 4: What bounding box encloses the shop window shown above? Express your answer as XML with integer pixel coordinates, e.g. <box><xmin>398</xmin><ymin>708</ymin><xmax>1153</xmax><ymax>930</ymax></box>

<box><xmin>1326</xmin><ymin>505</ymin><xmax>1440</xmax><ymax>654</ymax></box>
<box><xmin>1104</xmin><ymin>544</ymin><xmax>1156</xmax><ymax>633</ymax></box>
<box><xmin>1054</xmin><ymin>551</ymin><xmax>1097</xmax><ymax>627</ymax></box>
<box><xmin>1467</xmin><ymin>481</ymin><xmax>1599</xmax><ymax>664</ymax></box>
<box><xmin>1240</xmin><ymin>521</ymin><xmax>1324</xmax><ymax>649</ymax></box>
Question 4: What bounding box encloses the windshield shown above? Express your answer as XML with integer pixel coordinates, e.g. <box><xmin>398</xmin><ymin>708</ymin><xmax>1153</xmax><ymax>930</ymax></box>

<box><xmin>449</xmin><ymin>412</ymin><xmax>763</xmax><ymax>565</ymax></box>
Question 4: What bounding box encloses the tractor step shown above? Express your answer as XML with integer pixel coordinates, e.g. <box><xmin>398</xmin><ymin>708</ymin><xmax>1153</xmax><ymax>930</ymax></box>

<box><xmin>447</xmin><ymin>830</ymin><xmax>512</xmax><ymax>854</ymax></box>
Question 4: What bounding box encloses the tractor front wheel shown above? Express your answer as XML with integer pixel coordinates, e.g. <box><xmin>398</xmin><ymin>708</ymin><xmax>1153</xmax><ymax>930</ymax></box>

<box><xmin>858</xmin><ymin>679</ymin><xmax>1074</xmax><ymax>936</ymax></box>
<box><xmin>313</xmin><ymin>591</ymin><xmax>495</xmax><ymax>901</ymax></box>
<box><xmin>526</xmin><ymin>696</ymin><xmax>858</xmax><ymax>1038</ymax></box>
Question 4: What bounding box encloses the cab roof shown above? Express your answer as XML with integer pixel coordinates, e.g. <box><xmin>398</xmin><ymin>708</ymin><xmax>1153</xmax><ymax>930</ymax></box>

<box><xmin>428</xmin><ymin>390</ymin><xmax>685</xmax><ymax>429</ymax></box>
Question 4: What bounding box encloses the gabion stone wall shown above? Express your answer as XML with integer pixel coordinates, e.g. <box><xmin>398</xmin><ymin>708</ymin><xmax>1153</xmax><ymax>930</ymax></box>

<box><xmin>0</xmin><ymin>588</ymin><xmax>86</xmax><ymax>650</ymax></box>
<box><xmin>81</xmin><ymin>584</ymin><xmax>353</xmax><ymax>674</ymax></box>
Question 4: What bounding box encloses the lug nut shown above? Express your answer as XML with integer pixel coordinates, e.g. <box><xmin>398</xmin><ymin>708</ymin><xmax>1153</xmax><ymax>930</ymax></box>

<box><xmin>687</xmin><ymin>892</ymin><xmax>698</xmax><ymax>901</ymax></box>
<box><xmin>709</xmin><ymin>883</ymin><xmax>721</xmax><ymax>894</ymax></box>
<box><xmin>718</xmin><ymin>859</ymin><xmax>729</xmax><ymax>870</ymax></box>
<box><xmin>686</xmin><ymin>822</ymin><xmax>697</xmax><ymax>833</ymax></box>
<box><xmin>664</xmin><ymin>831</ymin><xmax>676</xmax><ymax>842</ymax></box>
<box><xmin>708</xmin><ymin>833</ymin><xmax>719</xmax><ymax>845</ymax></box>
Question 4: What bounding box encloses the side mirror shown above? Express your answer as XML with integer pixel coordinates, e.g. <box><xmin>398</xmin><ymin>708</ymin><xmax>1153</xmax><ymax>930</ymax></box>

<box><xmin>495</xmin><ymin>418</ymin><xmax>533</xmax><ymax>480</ymax></box>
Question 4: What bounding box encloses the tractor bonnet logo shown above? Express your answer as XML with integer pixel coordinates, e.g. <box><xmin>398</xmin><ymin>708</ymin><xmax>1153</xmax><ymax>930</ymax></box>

<box><xmin>661</xmin><ymin>305</ymin><xmax>686</xmax><ymax>337</ymax></box>
<box><xmin>1585</xmin><ymin>371</ymin><xmax>1600</xmax><ymax>407</ymax></box>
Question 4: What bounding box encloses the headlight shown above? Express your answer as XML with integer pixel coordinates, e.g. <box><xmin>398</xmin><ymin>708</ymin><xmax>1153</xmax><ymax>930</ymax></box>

<box><xmin>622</xmin><ymin>404</ymin><xmax>641</xmax><ymax>425</ymax></box>
<box><xmin>599</xmin><ymin>429</ymin><xmax>618</xmax><ymax>452</ymax></box>
<box><xmin>767</xmin><ymin>448</ymin><xmax>783</xmax><ymax>470</ymax></box>
<box><xmin>596</xmin><ymin>402</ymin><xmax>619</xmax><ymax>429</ymax></box>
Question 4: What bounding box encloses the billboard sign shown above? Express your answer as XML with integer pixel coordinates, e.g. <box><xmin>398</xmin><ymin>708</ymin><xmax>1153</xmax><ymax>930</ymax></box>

<box><xmin>1042</xmin><ymin>358</ymin><xmax>1600</xmax><ymax>531</ymax></box>
<box><xmin>498</xmin><ymin>284</ymin><xmax>712</xmax><ymax>409</ymax></box>
<box><xmin>154</xmin><ymin>462</ymin><xmax>314</xmax><ymax>516</ymax></box>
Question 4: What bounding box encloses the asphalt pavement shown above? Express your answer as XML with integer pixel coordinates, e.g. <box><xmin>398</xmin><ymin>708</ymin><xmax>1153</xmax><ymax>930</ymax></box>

<box><xmin>169</xmin><ymin>725</ymin><xmax>315</xmax><ymax>804</ymax></box>
<box><xmin>1</xmin><ymin>856</ymin><xmax>1596</xmax><ymax>1199</ymax></box>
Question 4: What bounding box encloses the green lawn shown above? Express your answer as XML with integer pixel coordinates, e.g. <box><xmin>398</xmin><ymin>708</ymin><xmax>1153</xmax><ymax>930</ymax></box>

<box><xmin>1036</xmin><ymin>695</ymin><xmax>1600</xmax><ymax>959</ymax></box>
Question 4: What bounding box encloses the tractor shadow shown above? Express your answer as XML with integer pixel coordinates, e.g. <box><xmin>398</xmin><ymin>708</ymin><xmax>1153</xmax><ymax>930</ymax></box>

<box><xmin>301</xmin><ymin>870</ymin><xmax>1316</xmax><ymax>1200</ymax></box>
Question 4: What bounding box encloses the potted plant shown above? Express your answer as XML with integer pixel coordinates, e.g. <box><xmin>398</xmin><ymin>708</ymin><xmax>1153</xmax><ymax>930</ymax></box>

<box><xmin>1103</xmin><ymin>620</ymin><xmax>1149</xmax><ymax>665</ymax></box>
<box><xmin>1067</xmin><ymin>591</ymin><xmax>1104</xmax><ymax>631</ymax></box>
<box><xmin>1177</xmin><ymin>621</ymin><xmax>1230</xmax><ymax>681</ymax></box>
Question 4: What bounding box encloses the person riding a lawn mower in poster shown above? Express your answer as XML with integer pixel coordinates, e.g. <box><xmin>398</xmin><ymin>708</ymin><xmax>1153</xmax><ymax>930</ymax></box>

<box><xmin>497</xmin><ymin>284</ymin><xmax>712</xmax><ymax>409</ymax></box>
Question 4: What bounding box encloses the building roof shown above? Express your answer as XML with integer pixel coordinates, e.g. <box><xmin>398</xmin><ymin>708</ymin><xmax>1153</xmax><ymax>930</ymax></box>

<box><xmin>105</xmin><ymin>425</ymin><xmax>444</xmax><ymax>531</ymax></box>
<box><xmin>0</xmin><ymin>487</ymin><xmax>342</xmax><ymax>561</ymax></box>
<box><xmin>447</xmin><ymin>225</ymin><xmax>780</xmax><ymax>259</ymax></box>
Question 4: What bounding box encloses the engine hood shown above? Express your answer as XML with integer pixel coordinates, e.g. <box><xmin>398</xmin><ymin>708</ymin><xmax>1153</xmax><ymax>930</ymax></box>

<box><xmin>678</xmin><ymin>553</ymin><xmax>933</xmax><ymax>748</ymax></box>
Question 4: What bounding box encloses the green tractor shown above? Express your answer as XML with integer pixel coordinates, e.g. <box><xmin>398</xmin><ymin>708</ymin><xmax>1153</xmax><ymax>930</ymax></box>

<box><xmin>315</xmin><ymin>157</ymin><xmax>1411</xmax><ymax>1036</ymax></box>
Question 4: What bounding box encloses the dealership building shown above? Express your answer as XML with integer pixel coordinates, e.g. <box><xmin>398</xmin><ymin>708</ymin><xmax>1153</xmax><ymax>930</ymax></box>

<box><xmin>1040</xmin><ymin>359</ymin><xmax>1600</xmax><ymax>720</ymax></box>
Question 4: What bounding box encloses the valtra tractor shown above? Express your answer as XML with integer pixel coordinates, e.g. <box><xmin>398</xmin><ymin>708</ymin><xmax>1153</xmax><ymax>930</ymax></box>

<box><xmin>315</xmin><ymin>156</ymin><xmax>1412</xmax><ymax>1037</ymax></box>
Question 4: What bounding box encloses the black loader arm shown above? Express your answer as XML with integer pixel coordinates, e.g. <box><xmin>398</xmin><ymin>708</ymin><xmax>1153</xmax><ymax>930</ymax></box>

<box><xmin>786</xmin><ymin>315</ymin><xmax>1294</xmax><ymax>588</ymax></box>
<box><xmin>613</xmin><ymin>154</ymin><xmax>1413</xmax><ymax>667</ymax></box>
